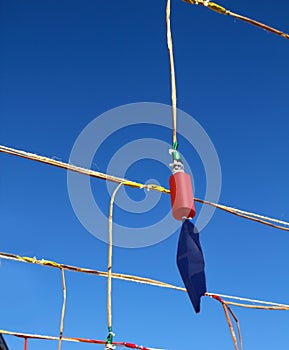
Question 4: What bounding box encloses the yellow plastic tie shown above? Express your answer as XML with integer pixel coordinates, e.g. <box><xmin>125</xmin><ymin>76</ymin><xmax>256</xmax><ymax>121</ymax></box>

<box><xmin>20</xmin><ymin>256</ymin><xmax>37</xmax><ymax>264</ymax></box>
<box><xmin>207</xmin><ymin>2</ymin><xmax>228</xmax><ymax>15</ymax></box>
<box><xmin>147</xmin><ymin>184</ymin><xmax>170</xmax><ymax>194</ymax></box>
<box><xmin>42</xmin><ymin>259</ymin><xmax>61</xmax><ymax>268</ymax></box>
<box><xmin>183</xmin><ymin>0</ymin><xmax>228</xmax><ymax>14</ymax></box>
<box><xmin>182</xmin><ymin>0</ymin><xmax>198</xmax><ymax>4</ymax></box>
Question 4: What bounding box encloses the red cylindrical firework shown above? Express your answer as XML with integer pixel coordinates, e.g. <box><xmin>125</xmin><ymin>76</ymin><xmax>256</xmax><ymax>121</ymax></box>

<box><xmin>169</xmin><ymin>171</ymin><xmax>196</xmax><ymax>221</ymax></box>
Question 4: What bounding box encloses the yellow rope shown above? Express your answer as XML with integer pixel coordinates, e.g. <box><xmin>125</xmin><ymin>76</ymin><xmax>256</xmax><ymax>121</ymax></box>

<box><xmin>107</xmin><ymin>183</ymin><xmax>123</xmax><ymax>332</ymax></box>
<box><xmin>1</xmin><ymin>252</ymin><xmax>288</xmax><ymax>311</ymax></box>
<box><xmin>182</xmin><ymin>0</ymin><xmax>289</xmax><ymax>40</ymax></box>
<box><xmin>1</xmin><ymin>144</ymin><xmax>289</xmax><ymax>232</ymax></box>
<box><xmin>166</xmin><ymin>0</ymin><xmax>178</xmax><ymax>146</ymax></box>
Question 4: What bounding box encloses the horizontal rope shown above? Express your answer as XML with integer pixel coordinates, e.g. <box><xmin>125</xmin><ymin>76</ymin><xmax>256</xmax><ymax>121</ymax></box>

<box><xmin>183</xmin><ymin>0</ymin><xmax>289</xmax><ymax>40</ymax></box>
<box><xmin>1</xmin><ymin>252</ymin><xmax>288</xmax><ymax>311</ymax></box>
<box><xmin>0</xmin><ymin>329</ymin><xmax>163</xmax><ymax>350</ymax></box>
<box><xmin>206</xmin><ymin>292</ymin><xmax>289</xmax><ymax>307</ymax></box>
<box><xmin>1</xmin><ymin>145</ymin><xmax>289</xmax><ymax>232</ymax></box>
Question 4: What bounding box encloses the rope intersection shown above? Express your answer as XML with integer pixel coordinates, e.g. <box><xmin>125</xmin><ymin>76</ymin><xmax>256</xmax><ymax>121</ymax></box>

<box><xmin>1</xmin><ymin>2</ymin><xmax>289</xmax><ymax>348</ymax></box>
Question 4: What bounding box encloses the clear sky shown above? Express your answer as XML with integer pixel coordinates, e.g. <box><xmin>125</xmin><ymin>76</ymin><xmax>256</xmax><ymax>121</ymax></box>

<box><xmin>1</xmin><ymin>0</ymin><xmax>289</xmax><ymax>349</ymax></box>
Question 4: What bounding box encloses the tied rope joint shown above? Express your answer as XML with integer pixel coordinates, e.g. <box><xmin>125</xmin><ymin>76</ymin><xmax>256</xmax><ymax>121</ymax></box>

<box><xmin>169</xmin><ymin>143</ymin><xmax>184</xmax><ymax>174</ymax></box>
<box><xmin>105</xmin><ymin>327</ymin><xmax>115</xmax><ymax>349</ymax></box>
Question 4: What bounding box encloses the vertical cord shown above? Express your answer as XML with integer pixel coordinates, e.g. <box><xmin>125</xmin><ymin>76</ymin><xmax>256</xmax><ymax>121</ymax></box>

<box><xmin>211</xmin><ymin>295</ymin><xmax>241</xmax><ymax>350</ymax></box>
<box><xmin>58</xmin><ymin>268</ymin><xmax>67</xmax><ymax>350</ymax></box>
<box><xmin>106</xmin><ymin>183</ymin><xmax>124</xmax><ymax>348</ymax></box>
<box><xmin>221</xmin><ymin>302</ymin><xmax>239</xmax><ymax>350</ymax></box>
<box><xmin>23</xmin><ymin>338</ymin><xmax>28</xmax><ymax>350</ymax></box>
<box><xmin>227</xmin><ymin>305</ymin><xmax>243</xmax><ymax>350</ymax></box>
<box><xmin>166</xmin><ymin>0</ymin><xmax>178</xmax><ymax>147</ymax></box>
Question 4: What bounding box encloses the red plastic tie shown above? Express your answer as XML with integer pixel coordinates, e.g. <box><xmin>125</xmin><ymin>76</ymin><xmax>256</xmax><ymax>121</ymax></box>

<box><xmin>211</xmin><ymin>294</ymin><xmax>224</xmax><ymax>303</ymax></box>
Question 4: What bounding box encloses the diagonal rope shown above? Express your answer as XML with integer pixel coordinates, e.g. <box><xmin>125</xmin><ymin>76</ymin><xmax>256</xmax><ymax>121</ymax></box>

<box><xmin>0</xmin><ymin>145</ymin><xmax>156</xmax><ymax>191</ymax></box>
<box><xmin>1</xmin><ymin>145</ymin><xmax>289</xmax><ymax>232</ymax></box>
<box><xmin>182</xmin><ymin>0</ymin><xmax>289</xmax><ymax>40</ymax></box>
<box><xmin>199</xmin><ymin>199</ymin><xmax>289</xmax><ymax>227</ymax></box>
<box><xmin>0</xmin><ymin>252</ymin><xmax>288</xmax><ymax>311</ymax></box>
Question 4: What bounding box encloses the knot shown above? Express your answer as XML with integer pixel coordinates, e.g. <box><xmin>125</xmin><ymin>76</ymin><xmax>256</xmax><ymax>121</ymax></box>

<box><xmin>106</xmin><ymin>327</ymin><xmax>115</xmax><ymax>349</ymax></box>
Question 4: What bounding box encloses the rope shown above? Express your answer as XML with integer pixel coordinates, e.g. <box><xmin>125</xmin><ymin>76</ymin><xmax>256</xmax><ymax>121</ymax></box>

<box><xmin>222</xmin><ymin>303</ymin><xmax>240</xmax><ymax>350</ymax></box>
<box><xmin>182</xmin><ymin>0</ymin><xmax>289</xmax><ymax>40</ymax></box>
<box><xmin>199</xmin><ymin>199</ymin><xmax>289</xmax><ymax>227</ymax></box>
<box><xmin>24</xmin><ymin>338</ymin><xmax>28</xmax><ymax>350</ymax></box>
<box><xmin>106</xmin><ymin>183</ymin><xmax>123</xmax><ymax>348</ymax></box>
<box><xmin>0</xmin><ymin>145</ymin><xmax>157</xmax><ymax>192</ymax></box>
<box><xmin>196</xmin><ymin>198</ymin><xmax>289</xmax><ymax>232</ymax></box>
<box><xmin>205</xmin><ymin>292</ymin><xmax>289</xmax><ymax>308</ymax></box>
<box><xmin>1</xmin><ymin>145</ymin><xmax>289</xmax><ymax>232</ymax></box>
<box><xmin>166</xmin><ymin>0</ymin><xmax>178</xmax><ymax>147</ymax></box>
<box><xmin>211</xmin><ymin>295</ymin><xmax>242</xmax><ymax>350</ymax></box>
<box><xmin>227</xmin><ymin>307</ymin><xmax>242</xmax><ymax>350</ymax></box>
<box><xmin>0</xmin><ymin>330</ymin><xmax>163</xmax><ymax>350</ymax></box>
<box><xmin>58</xmin><ymin>268</ymin><xmax>66</xmax><ymax>350</ymax></box>
<box><xmin>0</xmin><ymin>252</ymin><xmax>288</xmax><ymax>311</ymax></box>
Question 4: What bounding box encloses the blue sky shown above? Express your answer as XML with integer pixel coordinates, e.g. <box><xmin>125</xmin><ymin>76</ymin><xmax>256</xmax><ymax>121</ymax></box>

<box><xmin>1</xmin><ymin>0</ymin><xmax>289</xmax><ymax>349</ymax></box>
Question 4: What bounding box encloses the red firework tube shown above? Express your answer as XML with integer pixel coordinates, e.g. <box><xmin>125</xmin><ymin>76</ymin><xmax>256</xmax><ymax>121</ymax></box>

<box><xmin>169</xmin><ymin>171</ymin><xmax>196</xmax><ymax>220</ymax></box>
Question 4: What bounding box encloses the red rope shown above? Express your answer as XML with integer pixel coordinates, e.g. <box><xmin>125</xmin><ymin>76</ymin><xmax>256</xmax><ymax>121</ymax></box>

<box><xmin>14</xmin><ymin>333</ymin><xmax>150</xmax><ymax>349</ymax></box>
